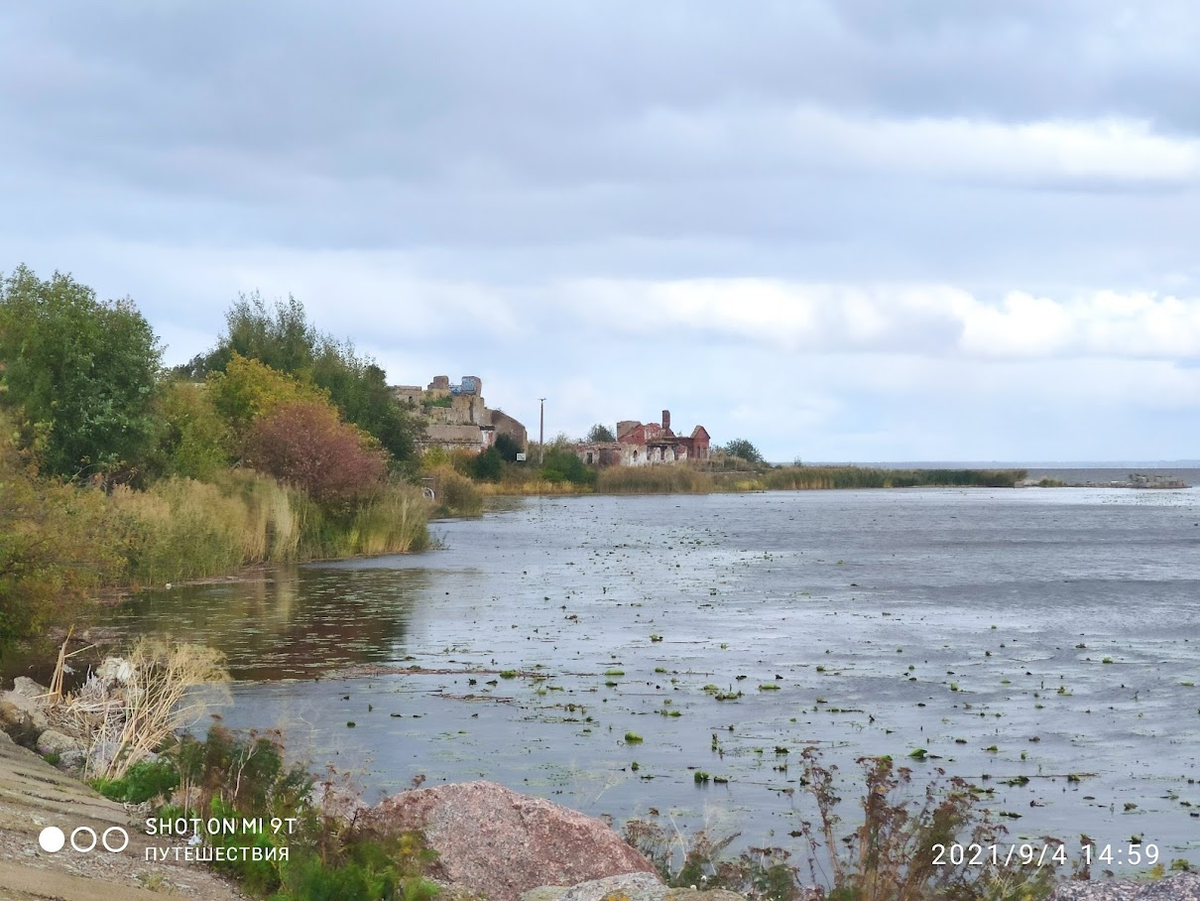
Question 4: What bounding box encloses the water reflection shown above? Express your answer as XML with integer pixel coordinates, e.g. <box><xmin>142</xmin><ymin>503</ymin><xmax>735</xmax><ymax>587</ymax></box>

<box><xmin>107</xmin><ymin>566</ymin><xmax>431</xmax><ymax>680</ymax></box>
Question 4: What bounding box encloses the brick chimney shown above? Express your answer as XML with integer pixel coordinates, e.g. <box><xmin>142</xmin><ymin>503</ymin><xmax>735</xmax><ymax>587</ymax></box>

<box><xmin>662</xmin><ymin>409</ymin><xmax>671</xmax><ymax>431</ymax></box>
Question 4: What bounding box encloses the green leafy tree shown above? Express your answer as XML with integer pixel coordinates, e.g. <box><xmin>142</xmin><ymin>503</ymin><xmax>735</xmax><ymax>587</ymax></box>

<box><xmin>0</xmin><ymin>265</ymin><xmax>161</xmax><ymax>480</ymax></box>
<box><xmin>586</xmin><ymin>423</ymin><xmax>616</xmax><ymax>443</ymax></box>
<box><xmin>197</xmin><ymin>291</ymin><xmax>317</xmax><ymax>376</ymax></box>
<box><xmin>148</xmin><ymin>379</ymin><xmax>231</xmax><ymax>481</ymax></box>
<box><xmin>207</xmin><ymin>353</ymin><xmax>329</xmax><ymax>448</ymax></box>
<box><xmin>195</xmin><ymin>293</ymin><xmax>422</xmax><ymax>464</ymax></box>
<box><xmin>722</xmin><ymin>438</ymin><xmax>763</xmax><ymax>464</ymax></box>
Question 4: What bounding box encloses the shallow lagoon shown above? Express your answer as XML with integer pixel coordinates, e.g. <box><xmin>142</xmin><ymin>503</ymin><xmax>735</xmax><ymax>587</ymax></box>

<box><xmin>98</xmin><ymin>488</ymin><xmax>1200</xmax><ymax>863</ymax></box>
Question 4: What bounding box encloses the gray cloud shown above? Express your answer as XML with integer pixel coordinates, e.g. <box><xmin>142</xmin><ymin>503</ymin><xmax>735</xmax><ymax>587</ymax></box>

<box><xmin>3</xmin><ymin>1</ymin><xmax>1199</xmax><ymax>460</ymax></box>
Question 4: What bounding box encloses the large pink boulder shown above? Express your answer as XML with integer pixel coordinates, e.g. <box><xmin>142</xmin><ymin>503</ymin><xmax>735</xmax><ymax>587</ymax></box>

<box><xmin>363</xmin><ymin>781</ymin><xmax>658</xmax><ymax>901</ymax></box>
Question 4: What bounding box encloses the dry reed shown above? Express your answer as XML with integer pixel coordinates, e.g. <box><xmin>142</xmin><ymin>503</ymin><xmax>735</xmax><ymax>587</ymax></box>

<box><xmin>61</xmin><ymin>639</ymin><xmax>230</xmax><ymax>779</ymax></box>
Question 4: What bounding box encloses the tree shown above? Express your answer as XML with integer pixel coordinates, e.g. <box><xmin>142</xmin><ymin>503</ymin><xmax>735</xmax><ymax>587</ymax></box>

<box><xmin>587</xmin><ymin>423</ymin><xmax>616</xmax><ymax>443</ymax></box>
<box><xmin>196</xmin><ymin>293</ymin><xmax>422</xmax><ymax>465</ymax></box>
<box><xmin>198</xmin><ymin>291</ymin><xmax>317</xmax><ymax>377</ymax></box>
<box><xmin>244</xmin><ymin>399</ymin><xmax>388</xmax><ymax>513</ymax></box>
<box><xmin>0</xmin><ymin>265</ymin><xmax>161</xmax><ymax>480</ymax></box>
<box><xmin>722</xmin><ymin>438</ymin><xmax>763</xmax><ymax>464</ymax></box>
<box><xmin>148</xmin><ymin>379</ymin><xmax>231</xmax><ymax>481</ymax></box>
<box><xmin>206</xmin><ymin>353</ymin><xmax>328</xmax><ymax>448</ymax></box>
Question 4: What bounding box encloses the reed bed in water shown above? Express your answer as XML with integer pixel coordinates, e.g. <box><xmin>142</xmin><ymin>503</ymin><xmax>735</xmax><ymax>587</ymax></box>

<box><xmin>110</xmin><ymin>471</ymin><xmax>431</xmax><ymax>585</ymax></box>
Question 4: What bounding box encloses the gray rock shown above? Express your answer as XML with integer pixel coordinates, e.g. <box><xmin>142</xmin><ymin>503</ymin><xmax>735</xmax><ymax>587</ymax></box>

<box><xmin>557</xmin><ymin>873</ymin><xmax>663</xmax><ymax>901</ymax></box>
<box><xmin>35</xmin><ymin>728</ymin><xmax>86</xmax><ymax>758</ymax></box>
<box><xmin>1048</xmin><ymin>873</ymin><xmax>1200</xmax><ymax>901</ymax></box>
<box><xmin>364</xmin><ymin>780</ymin><xmax>658</xmax><ymax>901</ymax></box>
<box><xmin>0</xmin><ymin>692</ymin><xmax>50</xmax><ymax>736</ymax></box>
<box><xmin>54</xmin><ymin>748</ymin><xmax>88</xmax><ymax>771</ymax></box>
<box><xmin>521</xmin><ymin>873</ymin><xmax>752</xmax><ymax>901</ymax></box>
<box><xmin>519</xmin><ymin>888</ymin><xmax>569</xmax><ymax>901</ymax></box>
<box><xmin>11</xmin><ymin>676</ymin><xmax>48</xmax><ymax>701</ymax></box>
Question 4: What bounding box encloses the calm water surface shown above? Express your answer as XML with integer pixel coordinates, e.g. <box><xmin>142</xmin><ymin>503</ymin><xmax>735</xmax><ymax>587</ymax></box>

<box><xmin>88</xmin><ymin>488</ymin><xmax>1200</xmax><ymax>862</ymax></box>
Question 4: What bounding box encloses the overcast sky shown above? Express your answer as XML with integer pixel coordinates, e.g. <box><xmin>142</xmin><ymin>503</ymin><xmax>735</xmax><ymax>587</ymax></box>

<box><xmin>4</xmin><ymin>2</ymin><xmax>1199</xmax><ymax>463</ymax></box>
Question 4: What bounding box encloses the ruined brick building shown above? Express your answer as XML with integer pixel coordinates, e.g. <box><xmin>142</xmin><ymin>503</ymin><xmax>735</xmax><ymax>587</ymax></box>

<box><xmin>575</xmin><ymin>410</ymin><xmax>710</xmax><ymax>466</ymax></box>
<box><xmin>392</xmin><ymin>375</ymin><xmax>527</xmax><ymax>453</ymax></box>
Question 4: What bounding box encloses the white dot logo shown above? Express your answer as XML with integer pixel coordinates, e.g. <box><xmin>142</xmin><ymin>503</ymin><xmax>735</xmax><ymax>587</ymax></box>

<box><xmin>38</xmin><ymin>826</ymin><xmax>65</xmax><ymax>853</ymax></box>
<box><xmin>37</xmin><ymin>824</ymin><xmax>130</xmax><ymax>854</ymax></box>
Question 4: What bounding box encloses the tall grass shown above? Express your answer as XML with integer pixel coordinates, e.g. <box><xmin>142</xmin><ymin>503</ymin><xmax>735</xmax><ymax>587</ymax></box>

<box><xmin>332</xmin><ymin>481</ymin><xmax>430</xmax><ymax>556</ymax></box>
<box><xmin>110</xmin><ymin>473</ymin><xmax>307</xmax><ymax>584</ymax></box>
<box><xmin>447</xmin><ymin>460</ymin><xmax>1024</xmax><ymax>498</ymax></box>
<box><xmin>110</xmin><ymin>472</ymin><xmax>430</xmax><ymax>585</ymax></box>
<box><xmin>758</xmin><ymin>466</ymin><xmax>1026</xmax><ymax>490</ymax></box>
<box><xmin>425</xmin><ymin>464</ymin><xmax>484</xmax><ymax>516</ymax></box>
<box><xmin>597</xmin><ymin>464</ymin><xmax>715</xmax><ymax>494</ymax></box>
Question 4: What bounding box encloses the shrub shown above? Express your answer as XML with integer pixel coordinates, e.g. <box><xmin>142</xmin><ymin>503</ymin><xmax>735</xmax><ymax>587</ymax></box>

<box><xmin>93</xmin><ymin>757</ymin><xmax>179</xmax><ymax>804</ymax></box>
<box><xmin>541</xmin><ymin>447</ymin><xmax>596</xmax><ymax>487</ymax></box>
<box><xmin>471</xmin><ymin>446</ymin><xmax>504</xmax><ymax>482</ymax></box>
<box><xmin>207</xmin><ymin>353</ymin><xmax>328</xmax><ymax>442</ymax></box>
<box><xmin>246</xmin><ymin>400</ymin><xmax>388</xmax><ymax>513</ymax></box>
<box><xmin>0</xmin><ymin>416</ymin><xmax>122</xmax><ymax>650</ymax></box>
<box><xmin>493</xmin><ymin>432</ymin><xmax>523</xmax><ymax>462</ymax></box>
<box><xmin>798</xmin><ymin>749</ymin><xmax>1060</xmax><ymax>901</ymax></box>
<box><xmin>425</xmin><ymin>464</ymin><xmax>483</xmax><ymax>517</ymax></box>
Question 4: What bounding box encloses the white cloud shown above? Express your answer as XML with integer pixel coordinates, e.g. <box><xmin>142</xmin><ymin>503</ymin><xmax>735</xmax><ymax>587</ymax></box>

<box><xmin>559</xmin><ymin>278</ymin><xmax>1200</xmax><ymax>360</ymax></box>
<box><xmin>618</xmin><ymin>106</ymin><xmax>1200</xmax><ymax>188</ymax></box>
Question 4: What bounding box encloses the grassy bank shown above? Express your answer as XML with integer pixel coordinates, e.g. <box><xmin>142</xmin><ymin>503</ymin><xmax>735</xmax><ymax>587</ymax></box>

<box><xmin>115</xmin><ymin>474</ymin><xmax>430</xmax><ymax>583</ymax></box>
<box><xmin>1</xmin><ymin>425</ymin><xmax>431</xmax><ymax>653</ymax></box>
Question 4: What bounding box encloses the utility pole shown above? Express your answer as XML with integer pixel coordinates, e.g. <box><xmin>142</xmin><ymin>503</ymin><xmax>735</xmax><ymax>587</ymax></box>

<box><xmin>539</xmin><ymin>397</ymin><xmax>546</xmax><ymax>465</ymax></box>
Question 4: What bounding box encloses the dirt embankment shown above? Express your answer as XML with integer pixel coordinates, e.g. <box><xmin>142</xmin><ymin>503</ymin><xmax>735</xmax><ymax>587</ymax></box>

<box><xmin>0</xmin><ymin>729</ymin><xmax>241</xmax><ymax>901</ymax></box>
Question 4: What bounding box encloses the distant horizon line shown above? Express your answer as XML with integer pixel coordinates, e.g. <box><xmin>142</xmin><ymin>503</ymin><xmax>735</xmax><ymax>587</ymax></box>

<box><xmin>783</xmin><ymin>460</ymin><xmax>1200</xmax><ymax>469</ymax></box>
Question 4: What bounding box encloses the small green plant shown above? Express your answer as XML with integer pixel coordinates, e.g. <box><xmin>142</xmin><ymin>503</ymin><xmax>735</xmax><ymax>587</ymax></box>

<box><xmin>693</xmin><ymin>771</ymin><xmax>710</xmax><ymax>784</ymax></box>
<box><xmin>625</xmin><ymin>732</ymin><xmax>643</xmax><ymax>744</ymax></box>
<box><xmin>93</xmin><ymin>758</ymin><xmax>180</xmax><ymax>804</ymax></box>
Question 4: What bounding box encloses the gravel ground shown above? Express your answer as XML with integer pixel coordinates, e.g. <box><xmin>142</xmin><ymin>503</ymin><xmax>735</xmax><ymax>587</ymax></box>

<box><xmin>1048</xmin><ymin>874</ymin><xmax>1200</xmax><ymax>901</ymax></box>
